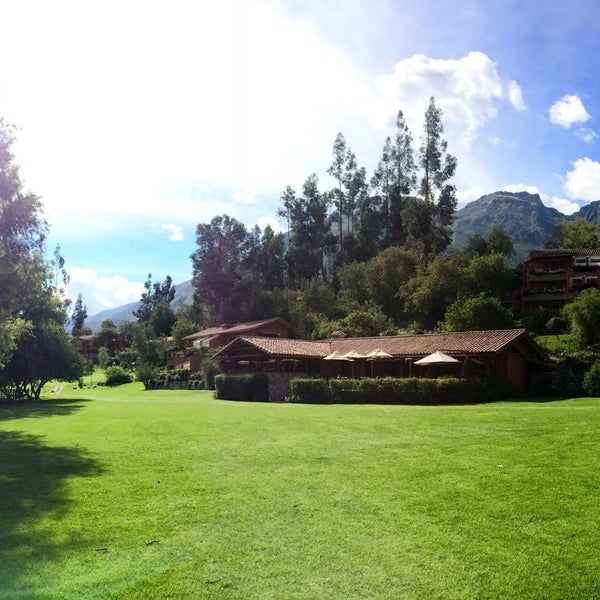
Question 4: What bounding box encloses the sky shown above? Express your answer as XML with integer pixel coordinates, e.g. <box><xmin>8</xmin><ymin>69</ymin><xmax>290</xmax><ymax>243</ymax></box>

<box><xmin>1</xmin><ymin>0</ymin><xmax>600</xmax><ymax>316</ymax></box>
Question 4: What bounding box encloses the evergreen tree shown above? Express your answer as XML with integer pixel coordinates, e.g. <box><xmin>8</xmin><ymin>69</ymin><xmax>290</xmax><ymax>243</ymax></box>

<box><xmin>286</xmin><ymin>175</ymin><xmax>335</xmax><ymax>286</ymax></box>
<box><xmin>414</xmin><ymin>97</ymin><xmax>457</xmax><ymax>260</ymax></box>
<box><xmin>191</xmin><ymin>214</ymin><xmax>250</xmax><ymax>323</ymax></box>
<box><xmin>133</xmin><ymin>273</ymin><xmax>176</xmax><ymax>323</ymax></box>
<box><xmin>71</xmin><ymin>293</ymin><xmax>88</xmax><ymax>336</ymax></box>
<box><xmin>371</xmin><ymin>111</ymin><xmax>417</xmax><ymax>249</ymax></box>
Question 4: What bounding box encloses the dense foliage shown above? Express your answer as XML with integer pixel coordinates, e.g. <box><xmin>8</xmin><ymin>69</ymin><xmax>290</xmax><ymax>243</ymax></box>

<box><xmin>287</xmin><ymin>375</ymin><xmax>519</xmax><ymax>405</ymax></box>
<box><xmin>0</xmin><ymin>120</ymin><xmax>84</xmax><ymax>401</ymax></box>
<box><xmin>214</xmin><ymin>373</ymin><xmax>269</xmax><ymax>402</ymax></box>
<box><xmin>190</xmin><ymin>98</ymin><xmax>470</xmax><ymax>334</ymax></box>
<box><xmin>562</xmin><ymin>288</ymin><xmax>600</xmax><ymax>350</ymax></box>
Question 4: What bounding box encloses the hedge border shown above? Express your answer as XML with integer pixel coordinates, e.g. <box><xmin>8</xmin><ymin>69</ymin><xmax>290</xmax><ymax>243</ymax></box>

<box><xmin>287</xmin><ymin>376</ymin><xmax>519</xmax><ymax>405</ymax></box>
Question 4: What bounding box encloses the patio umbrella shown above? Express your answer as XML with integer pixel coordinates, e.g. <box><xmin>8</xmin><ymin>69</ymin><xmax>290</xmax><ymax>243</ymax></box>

<box><xmin>414</xmin><ymin>351</ymin><xmax>459</xmax><ymax>365</ymax></box>
<box><xmin>324</xmin><ymin>350</ymin><xmax>352</xmax><ymax>377</ymax></box>
<box><xmin>365</xmin><ymin>349</ymin><xmax>392</xmax><ymax>359</ymax></box>
<box><xmin>324</xmin><ymin>351</ymin><xmax>352</xmax><ymax>361</ymax></box>
<box><xmin>366</xmin><ymin>348</ymin><xmax>392</xmax><ymax>376</ymax></box>
<box><xmin>341</xmin><ymin>350</ymin><xmax>366</xmax><ymax>359</ymax></box>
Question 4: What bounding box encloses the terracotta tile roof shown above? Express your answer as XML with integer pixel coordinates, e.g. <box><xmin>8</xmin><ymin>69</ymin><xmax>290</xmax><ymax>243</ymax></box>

<box><xmin>330</xmin><ymin>329</ymin><xmax>530</xmax><ymax>356</ymax></box>
<box><xmin>183</xmin><ymin>317</ymin><xmax>292</xmax><ymax>341</ymax></box>
<box><xmin>221</xmin><ymin>317</ymin><xmax>291</xmax><ymax>335</ymax></box>
<box><xmin>223</xmin><ymin>336</ymin><xmax>331</xmax><ymax>358</ymax></box>
<box><xmin>183</xmin><ymin>327</ymin><xmax>224</xmax><ymax>340</ymax></box>
<box><xmin>216</xmin><ymin>329</ymin><xmax>540</xmax><ymax>360</ymax></box>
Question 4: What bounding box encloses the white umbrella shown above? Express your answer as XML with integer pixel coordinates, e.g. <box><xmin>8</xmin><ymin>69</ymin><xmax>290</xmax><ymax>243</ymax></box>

<box><xmin>365</xmin><ymin>348</ymin><xmax>393</xmax><ymax>376</ymax></box>
<box><xmin>341</xmin><ymin>350</ymin><xmax>366</xmax><ymax>359</ymax></box>
<box><xmin>324</xmin><ymin>351</ymin><xmax>352</xmax><ymax>361</ymax></box>
<box><xmin>365</xmin><ymin>348</ymin><xmax>393</xmax><ymax>359</ymax></box>
<box><xmin>414</xmin><ymin>351</ymin><xmax>459</xmax><ymax>365</ymax></box>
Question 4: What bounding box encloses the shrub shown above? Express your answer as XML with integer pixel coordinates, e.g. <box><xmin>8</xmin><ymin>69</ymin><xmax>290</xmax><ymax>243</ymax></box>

<box><xmin>583</xmin><ymin>361</ymin><xmax>600</xmax><ymax>397</ymax></box>
<box><xmin>136</xmin><ymin>362</ymin><xmax>159</xmax><ymax>390</ymax></box>
<box><xmin>165</xmin><ymin>368</ymin><xmax>189</xmax><ymax>384</ymax></box>
<box><xmin>215</xmin><ymin>373</ymin><xmax>269</xmax><ymax>402</ymax></box>
<box><xmin>113</xmin><ymin>349</ymin><xmax>137</xmax><ymax>370</ymax></box>
<box><xmin>287</xmin><ymin>376</ymin><xmax>518</xmax><ymax>405</ymax></box>
<box><xmin>288</xmin><ymin>378</ymin><xmax>333</xmax><ymax>404</ymax></box>
<box><xmin>104</xmin><ymin>365</ymin><xmax>133</xmax><ymax>386</ymax></box>
<box><xmin>202</xmin><ymin>357</ymin><xmax>221</xmax><ymax>390</ymax></box>
<box><xmin>554</xmin><ymin>351</ymin><xmax>600</xmax><ymax>397</ymax></box>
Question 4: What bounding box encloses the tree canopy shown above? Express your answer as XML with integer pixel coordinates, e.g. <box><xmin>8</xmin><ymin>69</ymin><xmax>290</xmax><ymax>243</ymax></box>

<box><xmin>0</xmin><ymin>119</ymin><xmax>84</xmax><ymax>400</ymax></box>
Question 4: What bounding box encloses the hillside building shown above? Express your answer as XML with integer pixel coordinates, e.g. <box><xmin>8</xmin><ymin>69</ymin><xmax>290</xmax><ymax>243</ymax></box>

<box><xmin>522</xmin><ymin>248</ymin><xmax>600</xmax><ymax>315</ymax></box>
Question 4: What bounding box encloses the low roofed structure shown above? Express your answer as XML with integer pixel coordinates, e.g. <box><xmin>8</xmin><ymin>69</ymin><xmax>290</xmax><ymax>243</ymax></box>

<box><xmin>214</xmin><ymin>328</ymin><xmax>550</xmax><ymax>400</ymax></box>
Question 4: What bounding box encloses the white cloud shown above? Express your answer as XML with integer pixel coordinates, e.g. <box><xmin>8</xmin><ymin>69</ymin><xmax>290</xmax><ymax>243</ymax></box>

<box><xmin>545</xmin><ymin>196</ymin><xmax>581</xmax><ymax>215</ymax></box>
<box><xmin>549</xmin><ymin>95</ymin><xmax>590</xmax><ymax>128</ymax></box>
<box><xmin>575</xmin><ymin>127</ymin><xmax>598</xmax><ymax>143</ymax></box>
<box><xmin>255</xmin><ymin>215</ymin><xmax>284</xmax><ymax>233</ymax></box>
<box><xmin>3</xmin><ymin>0</ymin><xmax>373</xmax><ymax>228</ymax></box>
<box><xmin>373</xmin><ymin>51</ymin><xmax>523</xmax><ymax>146</ymax></box>
<box><xmin>503</xmin><ymin>183</ymin><xmax>542</xmax><ymax>196</ymax></box>
<box><xmin>507</xmin><ymin>80</ymin><xmax>527</xmax><ymax>111</ymax></box>
<box><xmin>66</xmin><ymin>266</ymin><xmax>145</xmax><ymax>315</ymax></box>
<box><xmin>488</xmin><ymin>136</ymin><xmax>502</xmax><ymax>146</ymax></box>
<box><xmin>148</xmin><ymin>223</ymin><xmax>184</xmax><ymax>241</ymax></box>
<box><xmin>564</xmin><ymin>157</ymin><xmax>600</xmax><ymax>201</ymax></box>
<box><xmin>232</xmin><ymin>191</ymin><xmax>257</xmax><ymax>205</ymax></box>
<box><xmin>456</xmin><ymin>184</ymin><xmax>488</xmax><ymax>208</ymax></box>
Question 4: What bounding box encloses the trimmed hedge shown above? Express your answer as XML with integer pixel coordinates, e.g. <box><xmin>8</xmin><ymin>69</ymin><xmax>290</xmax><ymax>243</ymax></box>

<box><xmin>287</xmin><ymin>376</ymin><xmax>519</xmax><ymax>405</ymax></box>
<box><xmin>215</xmin><ymin>373</ymin><xmax>269</xmax><ymax>402</ymax></box>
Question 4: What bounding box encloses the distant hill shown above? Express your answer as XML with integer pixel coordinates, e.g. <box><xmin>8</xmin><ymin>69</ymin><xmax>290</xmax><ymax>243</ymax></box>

<box><xmin>86</xmin><ymin>279</ymin><xmax>195</xmax><ymax>332</ymax></box>
<box><xmin>451</xmin><ymin>191</ymin><xmax>600</xmax><ymax>263</ymax></box>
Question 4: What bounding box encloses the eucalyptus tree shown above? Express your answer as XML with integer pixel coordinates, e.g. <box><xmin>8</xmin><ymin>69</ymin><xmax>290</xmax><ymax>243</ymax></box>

<box><xmin>371</xmin><ymin>110</ymin><xmax>417</xmax><ymax>248</ymax></box>
<box><xmin>327</xmin><ymin>133</ymin><xmax>350</xmax><ymax>250</ymax></box>
<box><xmin>414</xmin><ymin>96</ymin><xmax>457</xmax><ymax>260</ymax></box>
<box><xmin>327</xmin><ymin>133</ymin><xmax>369</xmax><ymax>263</ymax></box>
<box><xmin>285</xmin><ymin>174</ymin><xmax>335</xmax><ymax>286</ymax></box>
<box><xmin>191</xmin><ymin>214</ymin><xmax>251</xmax><ymax>323</ymax></box>
<box><xmin>71</xmin><ymin>293</ymin><xmax>88</xmax><ymax>336</ymax></box>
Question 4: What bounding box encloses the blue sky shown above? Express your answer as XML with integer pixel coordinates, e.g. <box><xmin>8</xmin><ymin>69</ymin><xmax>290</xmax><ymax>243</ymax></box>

<box><xmin>1</xmin><ymin>0</ymin><xmax>599</xmax><ymax>315</ymax></box>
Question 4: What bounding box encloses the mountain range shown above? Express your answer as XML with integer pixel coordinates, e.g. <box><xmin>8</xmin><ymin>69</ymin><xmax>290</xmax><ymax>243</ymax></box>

<box><xmin>450</xmin><ymin>190</ymin><xmax>600</xmax><ymax>260</ymax></box>
<box><xmin>87</xmin><ymin>191</ymin><xmax>600</xmax><ymax>331</ymax></box>
<box><xmin>86</xmin><ymin>279</ymin><xmax>195</xmax><ymax>333</ymax></box>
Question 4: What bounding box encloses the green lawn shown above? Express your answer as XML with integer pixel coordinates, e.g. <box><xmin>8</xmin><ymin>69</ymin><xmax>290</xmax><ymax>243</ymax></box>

<box><xmin>1</xmin><ymin>384</ymin><xmax>599</xmax><ymax>599</ymax></box>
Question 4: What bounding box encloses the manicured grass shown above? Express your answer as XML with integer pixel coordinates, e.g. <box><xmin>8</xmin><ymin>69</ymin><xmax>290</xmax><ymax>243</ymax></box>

<box><xmin>1</xmin><ymin>384</ymin><xmax>599</xmax><ymax>598</ymax></box>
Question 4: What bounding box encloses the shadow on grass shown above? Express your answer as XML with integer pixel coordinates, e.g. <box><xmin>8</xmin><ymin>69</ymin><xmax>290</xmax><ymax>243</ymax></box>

<box><xmin>0</xmin><ymin>399</ymin><xmax>89</xmax><ymax>421</ymax></box>
<box><xmin>0</xmin><ymin>429</ymin><xmax>103</xmax><ymax>593</ymax></box>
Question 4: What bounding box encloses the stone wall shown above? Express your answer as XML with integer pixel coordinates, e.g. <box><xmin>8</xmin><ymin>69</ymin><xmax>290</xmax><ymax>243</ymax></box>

<box><xmin>267</xmin><ymin>372</ymin><xmax>301</xmax><ymax>402</ymax></box>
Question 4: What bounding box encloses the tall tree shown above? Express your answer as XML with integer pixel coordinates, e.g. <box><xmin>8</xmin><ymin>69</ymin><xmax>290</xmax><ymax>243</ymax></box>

<box><xmin>286</xmin><ymin>175</ymin><xmax>335</xmax><ymax>286</ymax></box>
<box><xmin>326</xmin><ymin>133</ymin><xmax>368</xmax><ymax>263</ymax></box>
<box><xmin>0</xmin><ymin>118</ymin><xmax>83</xmax><ymax>400</ymax></box>
<box><xmin>191</xmin><ymin>214</ymin><xmax>250</xmax><ymax>323</ymax></box>
<box><xmin>327</xmin><ymin>133</ymin><xmax>350</xmax><ymax>251</ymax></box>
<box><xmin>71</xmin><ymin>293</ymin><xmax>88</xmax><ymax>336</ymax></box>
<box><xmin>414</xmin><ymin>97</ymin><xmax>457</xmax><ymax>260</ymax></box>
<box><xmin>371</xmin><ymin>111</ymin><xmax>417</xmax><ymax>249</ymax></box>
<box><xmin>133</xmin><ymin>273</ymin><xmax>176</xmax><ymax>323</ymax></box>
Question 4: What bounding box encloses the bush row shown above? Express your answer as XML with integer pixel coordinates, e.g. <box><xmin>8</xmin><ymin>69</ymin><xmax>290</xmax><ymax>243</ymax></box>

<box><xmin>287</xmin><ymin>376</ymin><xmax>519</xmax><ymax>405</ymax></box>
<box><xmin>214</xmin><ymin>373</ymin><xmax>269</xmax><ymax>402</ymax></box>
